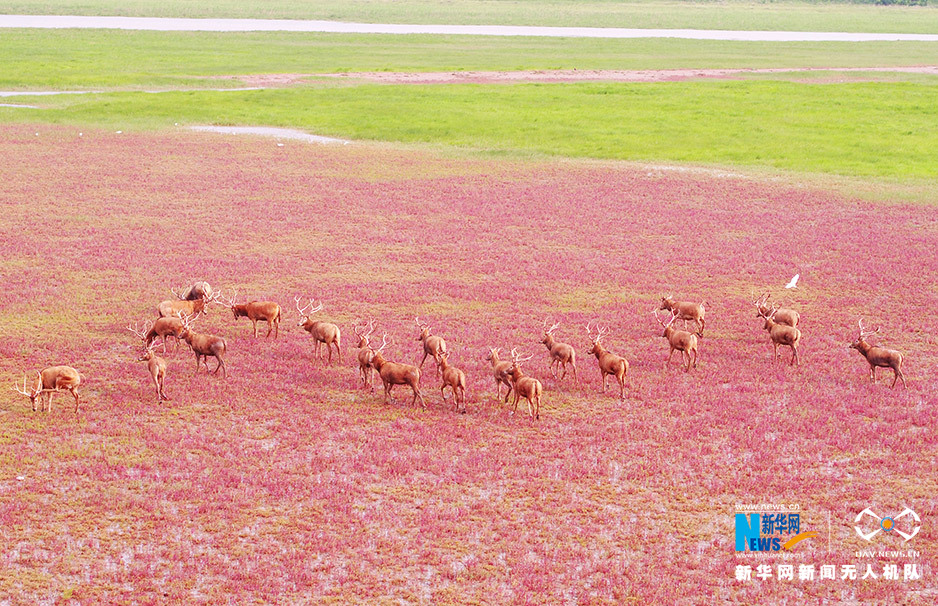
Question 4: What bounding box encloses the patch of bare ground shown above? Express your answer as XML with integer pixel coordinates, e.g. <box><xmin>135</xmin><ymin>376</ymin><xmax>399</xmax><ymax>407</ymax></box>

<box><xmin>219</xmin><ymin>66</ymin><xmax>938</xmax><ymax>87</ymax></box>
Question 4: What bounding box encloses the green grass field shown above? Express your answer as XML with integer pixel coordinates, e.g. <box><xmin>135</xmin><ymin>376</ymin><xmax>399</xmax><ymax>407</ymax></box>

<box><xmin>5</xmin><ymin>80</ymin><xmax>938</xmax><ymax>181</ymax></box>
<box><xmin>2</xmin><ymin>0</ymin><xmax>938</xmax><ymax>33</ymax></box>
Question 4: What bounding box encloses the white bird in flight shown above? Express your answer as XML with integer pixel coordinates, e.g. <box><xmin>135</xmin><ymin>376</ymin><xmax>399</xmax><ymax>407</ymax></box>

<box><xmin>785</xmin><ymin>273</ymin><xmax>800</xmax><ymax>289</ymax></box>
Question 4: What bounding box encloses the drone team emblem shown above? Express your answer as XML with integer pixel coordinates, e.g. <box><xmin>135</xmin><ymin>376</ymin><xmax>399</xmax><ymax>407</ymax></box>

<box><xmin>854</xmin><ymin>507</ymin><xmax>920</xmax><ymax>542</ymax></box>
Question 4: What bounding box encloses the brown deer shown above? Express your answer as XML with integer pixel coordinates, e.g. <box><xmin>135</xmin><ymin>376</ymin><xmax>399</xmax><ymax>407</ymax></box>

<box><xmin>540</xmin><ymin>320</ymin><xmax>577</xmax><ymax>382</ymax></box>
<box><xmin>415</xmin><ymin>317</ymin><xmax>447</xmax><ymax>376</ymax></box>
<box><xmin>12</xmin><ymin>366</ymin><xmax>82</xmax><ymax>413</ymax></box>
<box><xmin>296</xmin><ymin>297</ymin><xmax>342</xmax><ymax>363</ymax></box>
<box><xmin>128</xmin><ymin>318</ymin><xmax>184</xmax><ymax>353</ymax></box>
<box><xmin>506</xmin><ymin>350</ymin><xmax>543</xmax><ymax>419</ymax></box>
<box><xmin>653</xmin><ymin>309</ymin><xmax>698</xmax><ymax>372</ymax></box>
<box><xmin>224</xmin><ymin>293</ymin><xmax>281</xmax><ymax>339</ymax></box>
<box><xmin>484</xmin><ymin>347</ymin><xmax>514</xmax><ymax>403</ymax></box>
<box><xmin>584</xmin><ymin>322</ymin><xmax>629</xmax><ymax>398</ymax></box>
<box><xmin>177</xmin><ymin>281</ymin><xmax>212</xmax><ymax>301</ymax></box>
<box><xmin>353</xmin><ymin>319</ymin><xmax>377</xmax><ymax>391</ymax></box>
<box><xmin>758</xmin><ymin>305</ymin><xmax>802</xmax><ymax>366</ymax></box>
<box><xmin>178</xmin><ymin>314</ymin><xmax>228</xmax><ymax>378</ymax></box>
<box><xmin>850</xmin><ymin>318</ymin><xmax>906</xmax><ymax>388</ymax></box>
<box><xmin>136</xmin><ymin>343</ymin><xmax>170</xmax><ymax>403</ymax></box>
<box><xmin>659</xmin><ymin>295</ymin><xmax>706</xmax><ymax>337</ymax></box>
<box><xmin>158</xmin><ymin>289</ymin><xmax>217</xmax><ymax>319</ymax></box>
<box><xmin>438</xmin><ymin>352</ymin><xmax>467</xmax><ymax>413</ymax></box>
<box><xmin>370</xmin><ymin>334</ymin><xmax>426</xmax><ymax>407</ymax></box>
<box><xmin>754</xmin><ymin>293</ymin><xmax>799</xmax><ymax>328</ymax></box>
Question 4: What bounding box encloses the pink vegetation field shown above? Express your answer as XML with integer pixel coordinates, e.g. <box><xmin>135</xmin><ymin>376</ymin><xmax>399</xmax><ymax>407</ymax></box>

<box><xmin>0</xmin><ymin>124</ymin><xmax>936</xmax><ymax>604</ymax></box>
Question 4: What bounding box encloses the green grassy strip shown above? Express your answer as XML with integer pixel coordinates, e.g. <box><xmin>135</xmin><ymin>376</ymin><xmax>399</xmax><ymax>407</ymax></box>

<box><xmin>5</xmin><ymin>80</ymin><xmax>937</xmax><ymax>179</ymax></box>
<box><xmin>2</xmin><ymin>30</ymin><xmax>938</xmax><ymax>89</ymax></box>
<box><xmin>1</xmin><ymin>0</ymin><xmax>937</xmax><ymax>33</ymax></box>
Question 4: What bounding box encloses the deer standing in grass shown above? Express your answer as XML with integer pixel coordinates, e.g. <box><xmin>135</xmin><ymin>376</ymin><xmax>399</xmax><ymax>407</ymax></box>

<box><xmin>659</xmin><ymin>296</ymin><xmax>706</xmax><ymax>337</ymax></box>
<box><xmin>438</xmin><ymin>352</ymin><xmax>467</xmax><ymax>413</ymax></box>
<box><xmin>370</xmin><ymin>334</ymin><xmax>426</xmax><ymax>408</ymax></box>
<box><xmin>485</xmin><ymin>347</ymin><xmax>514</xmax><ymax>403</ymax></box>
<box><xmin>224</xmin><ymin>293</ymin><xmax>281</xmax><ymax>339</ymax></box>
<box><xmin>758</xmin><ymin>305</ymin><xmax>802</xmax><ymax>366</ymax></box>
<box><xmin>585</xmin><ymin>322</ymin><xmax>629</xmax><ymax>398</ymax></box>
<box><xmin>136</xmin><ymin>343</ymin><xmax>170</xmax><ymax>403</ymax></box>
<box><xmin>506</xmin><ymin>350</ymin><xmax>543</xmax><ymax>419</ymax></box>
<box><xmin>128</xmin><ymin>318</ymin><xmax>184</xmax><ymax>353</ymax></box>
<box><xmin>654</xmin><ymin>309</ymin><xmax>698</xmax><ymax>372</ymax></box>
<box><xmin>850</xmin><ymin>318</ymin><xmax>906</xmax><ymax>388</ymax></box>
<box><xmin>296</xmin><ymin>297</ymin><xmax>342</xmax><ymax>363</ymax></box>
<box><xmin>158</xmin><ymin>288</ymin><xmax>218</xmax><ymax>319</ymax></box>
<box><xmin>13</xmin><ymin>366</ymin><xmax>82</xmax><ymax>413</ymax></box>
<box><xmin>353</xmin><ymin>319</ymin><xmax>377</xmax><ymax>391</ymax></box>
<box><xmin>754</xmin><ymin>293</ymin><xmax>799</xmax><ymax>328</ymax></box>
<box><xmin>179</xmin><ymin>281</ymin><xmax>213</xmax><ymax>301</ymax></box>
<box><xmin>179</xmin><ymin>314</ymin><xmax>228</xmax><ymax>378</ymax></box>
<box><xmin>415</xmin><ymin>317</ymin><xmax>447</xmax><ymax>376</ymax></box>
<box><xmin>540</xmin><ymin>321</ymin><xmax>577</xmax><ymax>382</ymax></box>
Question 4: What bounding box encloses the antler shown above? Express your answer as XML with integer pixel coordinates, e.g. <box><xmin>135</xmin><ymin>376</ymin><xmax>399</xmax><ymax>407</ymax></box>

<box><xmin>126</xmin><ymin>320</ymin><xmax>153</xmax><ymax>340</ymax></box>
<box><xmin>653</xmin><ymin>309</ymin><xmax>677</xmax><ymax>327</ymax></box>
<box><xmin>171</xmin><ymin>286</ymin><xmax>185</xmax><ymax>300</ymax></box>
<box><xmin>415</xmin><ymin>316</ymin><xmax>430</xmax><ymax>331</ymax></box>
<box><xmin>217</xmin><ymin>289</ymin><xmax>237</xmax><ymax>307</ymax></box>
<box><xmin>545</xmin><ymin>321</ymin><xmax>560</xmax><ymax>335</ymax></box>
<box><xmin>596</xmin><ymin>325</ymin><xmax>610</xmax><ymax>342</ymax></box>
<box><xmin>294</xmin><ymin>296</ymin><xmax>323</xmax><ymax>317</ymax></box>
<box><xmin>510</xmin><ymin>348</ymin><xmax>534</xmax><ymax>365</ymax></box>
<box><xmin>179</xmin><ymin>312</ymin><xmax>196</xmax><ymax>331</ymax></box>
<box><xmin>857</xmin><ymin>318</ymin><xmax>879</xmax><ymax>339</ymax></box>
<box><xmin>12</xmin><ymin>373</ymin><xmax>33</xmax><ymax>397</ymax></box>
<box><xmin>353</xmin><ymin>319</ymin><xmax>376</xmax><ymax>339</ymax></box>
<box><xmin>376</xmin><ymin>333</ymin><xmax>388</xmax><ymax>352</ymax></box>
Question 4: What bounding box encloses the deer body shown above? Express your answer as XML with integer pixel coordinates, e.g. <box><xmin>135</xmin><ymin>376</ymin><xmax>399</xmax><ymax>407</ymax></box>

<box><xmin>232</xmin><ymin>301</ymin><xmax>281</xmax><ymax>338</ymax></box>
<box><xmin>137</xmin><ymin>350</ymin><xmax>169</xmax><ymax>402</ymax></box>
<box><xmin>146</xmin><ymin>316</ymin><xmax>185</xmax><ymax>352</ymax></box>
<box><xmin>14</xmin><ymin>366</ymin><xmax>82</xmax><ymax>413</ymax></box>
<box><xmin>370</xmin><ymin>351</ymin><xmax>425</xmax><ymax>407</ymax></box>
<box><xmin>296</xmin><ymin>297</ymin><xmax>341</xmax><ymax>363</ymax></box>
<box><xmin>181</xmin><ymin>281</ymin><xmax>212</xmax><ymax>301</ymax></box>
<box><xmin>416</xmin><ymin>318</ymin><xmax>447</xmax><ymax>376</ymax></box>
<box><xmin>439</xmin><ymin>353</ymin><xmax>467</xmax><ymax>413</ymax></box>
<box><xmin>587</xmin><ymin>339</ymin><xmax>629</xmax><ymax>398</ymax></box>
<box><xmin>179</xmin><ymin>325</ymin><xmax>227</xmax><ymax>378</ymax></box>
<box><xmin>507</xmin><ymin>363</ymin><xmax>543</xmax><ymax>419</ymax></box>
<box><xmin>355</xmin><ymin>323</ymin><xmax>377</xmax><ymax>391</ymax></box>
<box><xmin>850</xmin><ymin>319</ymin><xmax>905</xmax><ymax>388</ymax></box>
<box><xmin>540</xmin><ymin>323</ymin><xmax>577</xmax><ymax>382</ymax></box>
<box><xmin>655</xmin><ymin>310</ymin><xmax>698</xmax><ymax>372</ymax></box>
<box><xmin>158</xmin><ymin>296</ymin><xmax>208</xmax><ymax>319</ymax></box>
<box><xmin>763</xmin><ymin>316</ymin><xmax>801</xmax><ymax>366</ymax></box>
<box><xmin>659</xmin><ymin>297</ymin><xmax>706</xmax><ymax>337</ymax></box>
<box><xmin>485</xmin><ymin>348</ymin><xmax>514</xmax><ymax>403</ymax></box>
<box><xmin>755</xmin><ymin>294</ymin><xmax>799</xmax><ymax>328</ymax></box>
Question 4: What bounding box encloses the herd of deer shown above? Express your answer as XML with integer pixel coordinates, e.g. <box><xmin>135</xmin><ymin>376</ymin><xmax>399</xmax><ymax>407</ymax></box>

<box><xmin>10</xmin><ymin>284</ymin><xmax>908</xmax><ymax>418</ymax></box>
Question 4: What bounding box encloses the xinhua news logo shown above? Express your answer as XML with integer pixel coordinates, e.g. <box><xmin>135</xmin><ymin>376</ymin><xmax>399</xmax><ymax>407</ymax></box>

<box><xmin>736</xmin><ymin>505</ymin><xmax>817</xmax><ymax>552</ymax></box>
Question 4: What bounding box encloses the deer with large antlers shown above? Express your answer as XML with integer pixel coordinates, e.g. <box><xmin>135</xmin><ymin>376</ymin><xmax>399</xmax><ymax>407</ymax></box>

<box><xmin>296</xmin><ymin>297</ymin><xmax>342</xmax><ymax>363</ymax></box>
<box><xmin>128</xmin><ymin>318</ymin><xmax>185</xmax><ymax>353</ymax></box>
<box><xmin>136</xmin><ymin>343</ymin><xmax>170</xmax><ymax>403</ymax></box>
<box><xmin>415</xmin><ymin>317</ymin><xmax>447</xmax><ymax>376</ymax></box>
<box><xmin>370</xmin><ymin>334</ymin><xmax>426</xmax><ymax>407</ymax></box>
<box><xmin>659</xmin><ymin>296</ymin><xmax>706</xmax><ymax>337</ymax></box>
<box><xmin>178</xmin><ymin>281</ymin><xmax>213</xmax><ymax>301</ymax></box>
<box><xmin>506</xmin><ymin>350</ymin><xmax>543</xmax><ymax>419</ymax></box>
<box><xmin>753</xmin><ymin>293</ymin><xmax>799</xmax><ymax>328</ymax></box>
<box><xmin>158</xmin><ymin>288</ymin><xmax>218</xmax><ymax>319</ymax></box>
<box><xmin>654</xmin><ymin>309</ymin><xmax>698</xmax><ymax>372</ymax></box>
<box><xmin>850</xmin><ymin>318</ymin><xmax>906</xmax><ymax>388</ymax></box>
<box><xmin>484</xmin><ymin>347</ymin><xmax>514</xmax><ymax>403</ymax></box>
<box><xmin>758</xmin><ymin>305</ymin><xmax>802</xmax><ymax>366</ymax></box>
<box><xmin>13</xmin><ymin>366</ymin><xmax>82</xmax><ymax>413</ymax></box>
<box><xmin>439</xmin><ymin>352</ymin><xmax>467</xmax><ymax>413</ymax></box>
<box><xmin>353</xmin><ymin>319</ymin><xmax>377</xmax><ymax>391</ymax></box>
<box><xmin>178</xmin><ymin>313</ymin><xmax>228</xmax><ymax>378</ymax></box>
<box><xmin>540</xmin><ymin>320</ymin><xmax>577</xmax><ymax>382</ymax></box>
<box><xmin>585</xmin><ymin>322</ymin><xmax>629</xmax><ymax>398</ymax></box>
<box><xmin>223</xmin><ymin>292</ymin><xmax>281</xmax><ymax>339</ymax></box>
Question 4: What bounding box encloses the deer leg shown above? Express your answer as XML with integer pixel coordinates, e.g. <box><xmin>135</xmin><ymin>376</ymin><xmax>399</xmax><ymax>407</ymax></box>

<box><xmin>667</xmin><ymin>347</ymin><xmax>676</xmax><ymax>367</ymax></box>
<box><xmin>71</xmin><ymin>389</ymin><xmax>80</xmax><ymax>413</ymax></box>
<box><xmin>572</xmin><ymin>362</ymin><xmax>577</xmax><ymax>383</ymax></box>
<box><xmin>251</xmin><ymin>319</ymin><xmax>258</xmax><ymax>338</ymax></box>
<box><xmin>419</xmin><ymin>351</ymin><xmax>429</xmax><ymax>369</ymax></box>
<box><xmin>412</xmin><ymin>383</ymin><xmax>425</xmax><ymax>408</ymax></box>
<box><xmin>870</xmin><ymin>365</ymin><xmax>876</xmax><ymax>383</ymax></box>
<box><xmin>791</xmin><ymin>345</ymin><xmax>798</xmax><ymax>366</ymax></box>
<box><xmin>46</xmin><ymin>391</ymin><xmax>54</xmax><ymax>413</ymax></box>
